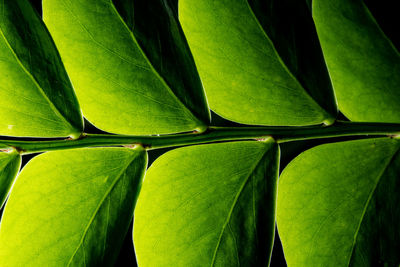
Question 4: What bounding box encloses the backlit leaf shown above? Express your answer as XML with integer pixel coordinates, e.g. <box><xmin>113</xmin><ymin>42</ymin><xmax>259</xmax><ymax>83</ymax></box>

<box><xmin>277</xmin><ymin>138</ymin><xmax>400</xmax><ymax>266</ymax></box>
<box><xmin>313</xmin><ymin>0</ymin><xmax>400</xmax><ymax>123</ymax></box>
<box><xmin>0</xmin><ymin>147</ymin><xmax>147</xmax><ymax>266</ymax></box>
<box><xmin>179</xmin><ymin>0</ymin><xmax>336</xmax><ymax>126</ymax></box>
<box><xmin>134</xmin><ymin>141</ymin><xmax>279</xmax><ymax>266</ymax></box>
<box><xmin>43</xmin><ymin>0</ymin><xmax>209</xmax><ymax>135</ymax></box>
<box><xmin>0</xmin><ymin>0</ymin><xmax>83</xmax><ymax>137</ymax></box>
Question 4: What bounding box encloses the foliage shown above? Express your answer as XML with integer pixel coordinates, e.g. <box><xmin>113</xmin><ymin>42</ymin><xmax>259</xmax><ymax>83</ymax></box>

<box><xmin>0</xmin><ymin>0</ymin><xmax>398</xmax><ymax>266</ymax></box>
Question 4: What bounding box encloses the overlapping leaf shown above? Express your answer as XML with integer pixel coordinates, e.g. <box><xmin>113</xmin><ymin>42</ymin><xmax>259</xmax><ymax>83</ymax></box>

<box><xmin>43</xmin><ymin>0</ymin><xmax>209</xmax><ymax>135</ymax></box>
<box><xmin>313</xmin><ymin>0</ymin><xmax>400</xmax><ymax>123</ymax></box>
<box><xmin>134</xmin><ymin>141</ymin><xmax>279</xmax><ymax>266</ymax></box>
<box><xmin>0</xmin><ymin>0</ymin><xmax>82</xmax><ymax>137</ymax></box>
<box><xmin>179</xmin><ymin>0</ymin><xmax>337</xmax><ymax>126</ymax></box>
<box><xmin>277</xmin><ymin>138</ymin><xmax>400</xmax><ymax>266</ymax></box>
<box><xmin>0</xmin><ymin>147</ymin><xmax>147</xmax><ymax>266</ymax></box>
<box><xmin>0</xmin><ymin>150</ymin><xmax>20</xmax><ymax>208</ymax></box>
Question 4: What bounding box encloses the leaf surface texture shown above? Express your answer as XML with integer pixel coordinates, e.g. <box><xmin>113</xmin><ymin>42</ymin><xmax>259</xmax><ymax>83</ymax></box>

<box><xmin>0</xmin><ymin>0</ymin><xmax>83</xmax><ymax>137</ymax></box>
<box><xmin>0</xmin><ymin>147</ymin><xmax>147</xmax><ymax>266</ymax></box>
<box><xmin>313</xmin><ymin>0</ymin><xmax>400</xmax><ymax>123</ymax></box>
<box><xmin>179</xmin><ymin>0</ymin><xmax>336</xmax><ymax>126</ymax></box>
<box><xmin>134</xmin><ymin>141</ymin><xmax>279</xmax><ymax>266</ymax></box>
<box><xmin>277</xmin><ymin>138</ymin><xmax>400</xmax><ymax>266</ymax></box>
<box><xmin>43</xmin><ymin>0</ymin><xmax>209</xmax><ymax>135</ymax></box>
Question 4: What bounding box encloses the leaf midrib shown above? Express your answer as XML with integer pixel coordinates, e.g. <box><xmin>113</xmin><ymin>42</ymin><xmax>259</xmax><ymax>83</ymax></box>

<box><xmin>67</xmin><ymin>151</ymin><xmax>140</xmax><ymax>266</ymax></box>
<box><xmin>108</xmin><ymin>0</ymin><xmax>204</xmax><ymax>127</ymax></box>
<box><xmin>0</xmin><ymin>20</ymin><xmax>72</xmax><ymax>131</ymax></box>
<box><xmin>346</xmin><ymin>147</ymin><xmax>400</xmax><ymax>266</ymax></box>
<box><xmin>244</xmin><ymin>0</ymin><xmax>332</xmax><ymax>120</ymax></box>
<box><xmin>210</xmin><ymin>144</ymin><xmax>274</xmax><ymax>266</ymax></box>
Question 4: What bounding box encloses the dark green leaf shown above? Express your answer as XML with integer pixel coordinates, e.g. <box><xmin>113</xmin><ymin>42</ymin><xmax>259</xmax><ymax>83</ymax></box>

<box><xmin>247</xmin><ymin>0</ymin><xmax>337</xmax><ymax>118</ymax></box>
<box><xmin>0</xmin><ymin>0</ymin><xmax>83</xmax><ymax>137</ymax></box>
<box><xmin>0</xmin><ymin>147</ymin><xmax>147</xmax><ymax>266</ymax></box>
<box><xmin>134</xmin><ymin>141</ymin><xmax>279</xmax><ymax>266</ymax></box>
<box><xmin>277</xmin><ymin>138</ymin><xmax>400</xmax><ymax>266</ymax></box>
<box><xmin>179</xmin><ymin>0</ymin><xmax>336</xmax><ymax>126</ymax></box>
<box><xmin>0</xmin><ymin>150</ymin><xmax>20</xmax><ymax>208</ymax></box>
<box><xmin>313</xmin><ymin>0</ymin><xmax>400</xmax><ymax>123</ymax></box>
<box><xmin>43</xmin><ymin>0</ymin><xmax>209</xmax><ymax>135</ymax></box>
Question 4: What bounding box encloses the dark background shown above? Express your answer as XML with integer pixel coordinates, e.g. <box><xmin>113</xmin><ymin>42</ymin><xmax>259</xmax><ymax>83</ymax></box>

<box><xmin>2</xmin><ymin>1</ymin><xmax>396</xmax><ymax>266</ymax></box>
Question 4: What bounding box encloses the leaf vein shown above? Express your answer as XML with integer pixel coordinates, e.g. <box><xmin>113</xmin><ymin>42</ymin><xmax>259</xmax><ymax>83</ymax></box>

<box><xmin>210</xmin><ymin>147</ymin><xmax>270</xmax><ymax>266</ymax></box>
<box><xmin>67</xmin><ymin>152</ymin><xmax>138</xmax><ymax>266</ymax></box>
<box><xmin>0</xmin><ymin>2</ymin><xmax>73</xmax><ymax>131</ymax></box>
<box><xmin>346</xmin><ymin>147</ymin><xmax>400</xmax><ymax>266</ymax></box>
<box><xmin>108</xmin><ymin>0</ymin><xmax>202</xmax><ymax>125</ymax></box>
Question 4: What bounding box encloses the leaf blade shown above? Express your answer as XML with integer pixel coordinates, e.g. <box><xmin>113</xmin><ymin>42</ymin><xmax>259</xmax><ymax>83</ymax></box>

<box><xmin>0</xmin><ymin>147</ymin><xmax>147</xmax><ymax>266</ymax></box>
<box><xmin>134</xmin><ymin>141</ymin><xmax>279</xmax><ymax>266</ymax></box>
<box><xmin>179</xmin><ymin>0</ymin><xmax>336</xmax><ymax>126</ymax></box>
<box><xmin>113</xmin><ymin>0</ymin><xmax>210</xmax><ymax>125</ymax></box>
<box><xmin>313</xmin><ymin>0</ymin><xmax>400</xmax><ymax>123</ymax></box>
<box><xmin>277</xmin><ymin>138</ymin><xmax>400</xmax><ymax>266</ymax></box>
<box><xmin>247</xmin><ymin>0</ymin><xmax>337</xmax><ymax>118</ymax></box>
<box><xmin>43</xmin><ymin>0</ymin><xmax>209</xmax><ymax>135</ymax></box>
<box><xmin>0</xmin><ymin>0</ymin><xmax>83</xmax><ymax>137</ymax></box>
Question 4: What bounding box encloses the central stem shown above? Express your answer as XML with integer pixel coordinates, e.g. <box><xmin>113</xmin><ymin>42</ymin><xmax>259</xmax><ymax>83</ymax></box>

<box><xmin>1</xmin><ymin>121</ymin><xmax>399</xmax><ymax>154</ymax></box>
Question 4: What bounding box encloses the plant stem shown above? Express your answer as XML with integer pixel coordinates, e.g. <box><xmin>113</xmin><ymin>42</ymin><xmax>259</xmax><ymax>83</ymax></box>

<box><xmin>1</xmin><ymin>121</ymin><xmax>399</xmax><ymax>154</ymax></box>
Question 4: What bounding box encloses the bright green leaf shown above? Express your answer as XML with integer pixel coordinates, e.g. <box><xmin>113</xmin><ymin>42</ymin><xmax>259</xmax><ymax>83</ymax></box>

<box><xmin>134</xmin><ymin>141</ymin><xmax>279</xmax><ymax>266</ymax></box>
<box><xmin>112</xmin><ymin>0</ymin><xmax>209</xmax><ymax>126</ymax></box>
<box><xmin>0</xmin><ymin>150</ymin><xmax>20</xmax><ymax>208</ymax></box>
<box><xmin>43</xmin><ymin>0</ymin><xmax>209</xmax><ymax>135</ymax></box>
<box><xmin>277</xmin><ymin>138</ymin><xmax>400</xmax><ymax>266</ymax></box>
<box><xmin>0</xmin><ymin>147</ymin><xmax>147</xmax><ymax>266</ymax></box>
<box><xmin>313</xmin><ymin>0</ymin><xmax>400</xmax><ymax>123</ymax></box>
<box><xmin>0</xmin><ymin>0</ymin><xmax>83</xmax><ymax>138</ymax></box>
<box><xmin>179</xmin><ymin>0</ymin><xmax>336</xmax><ymax>126</ymax></box>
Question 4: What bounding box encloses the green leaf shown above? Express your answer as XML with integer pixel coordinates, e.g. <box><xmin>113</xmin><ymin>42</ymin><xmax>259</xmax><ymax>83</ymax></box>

<box><xmin>277</xmin><ymin>138</ymin><xmax>400</xmax><ymax>266</ymax></box>
<box><xmin>134</xmin><ymin>141</ymin><xmax>279</xmax><ymax>266</ymax></box>
<box><xmin>0</xmin><ymin>147</ymin><xmax>147</xmax><ymax>266</ymax></box>
<box><xmin>0</xmin><ymin>150</ymin><xmax>20</xmax><ymax>208</ymax></box>
<box><xmin>313</xmin><ymin>0</ymin><xmax>400</xmax><ymax>123</ymax></box>
<box><xmin>179</xmin><ymin>0</ymin><xmax>336</xmax><ymax>126</ymax></box>
<box><xmin>0</xmin><ymin>0</ymin><xmax>83</xmax><ymax>138</ymax></box>
<box><xmin>43</xmin><ymin>0</ymin><xmax>209</xmax><ymax>135</ymax></box>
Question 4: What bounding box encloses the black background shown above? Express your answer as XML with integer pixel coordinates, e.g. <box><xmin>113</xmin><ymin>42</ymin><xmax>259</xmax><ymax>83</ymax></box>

<box><xmin>2</xmin><ymin>1</ymin><xmax>397</xmax><ymax>266</ymax></box>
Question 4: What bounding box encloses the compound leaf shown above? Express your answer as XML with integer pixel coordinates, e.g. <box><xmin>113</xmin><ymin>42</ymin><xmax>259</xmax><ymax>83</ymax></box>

<box><xmin>43</xmin><ymin>0</ymin><xmax>209</xmax><ymax>135</ymax></box>
<box><xmin>313</xmin><ymin>0</ymin><xmax>400</xmax><ymax>123</ymax></box>
<box><xmin>0</xmin><ymin>0</ymin><xmax>83</xmax><ymax>138</ymax></box>
<box><xmin>179</xmin><ymin>0</ymin><xmax>336</xmax><ymax>126</ymax></box>
<box><xmin>134</xmin><ymin>141</ymin><xmax>279</xmax><ymax>266</ymax></box>
<box><xmin>277</xmin><ymin>138</ymin><xmax>400</xmax><ymax>266</ymax></box>
<box><xmin>0</xmin><ymin>150</ymin><xmax>20</xmax><ymax>208</ymax></box>
<box><xmin>0</xmin><ymin>147</ymin><xmax>147</xmax><ymax>266</ymax></box>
